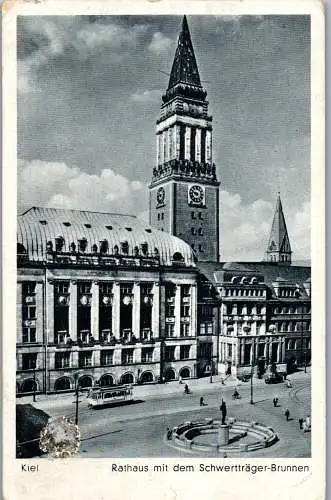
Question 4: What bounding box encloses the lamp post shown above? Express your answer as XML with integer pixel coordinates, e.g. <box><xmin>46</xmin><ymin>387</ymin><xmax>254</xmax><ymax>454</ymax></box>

<box><xmin>33</xmin><ymin>367</ymin><xmax>36</xmax><ymax>402</ymax></box>
<box><xmin>250</xmin><ymin>341</ymin><xmax>255</xmax><ymax>405</ymax></box>
<box><xmin>73</xmin><ymin>373</ymin><xmax>80</xmax><ymax>425</ymax></box>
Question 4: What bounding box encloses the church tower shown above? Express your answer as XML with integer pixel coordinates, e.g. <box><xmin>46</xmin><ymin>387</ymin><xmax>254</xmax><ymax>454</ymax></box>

<box><xmin>265</xmin><ymin>194</ymin><xmax>292</xmax><ymax>264</ymax></box>
<box><xmin>149</xmin><ymin>16</ymin><xmax>220</xmax><ymax>262</ymax></box>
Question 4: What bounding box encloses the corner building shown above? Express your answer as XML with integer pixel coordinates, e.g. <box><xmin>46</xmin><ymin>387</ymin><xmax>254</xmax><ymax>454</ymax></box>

<box><xmin>16</xmin><ymin>207</ymin><xmax>198</xmax><ymax>393</ymax></box>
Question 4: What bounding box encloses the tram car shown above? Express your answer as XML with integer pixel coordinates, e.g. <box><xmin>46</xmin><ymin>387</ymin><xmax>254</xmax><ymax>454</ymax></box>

<box><xmin>87</xmin><ymin>385</ymin><xmax>134</xmax><ymax>408</ymax></box>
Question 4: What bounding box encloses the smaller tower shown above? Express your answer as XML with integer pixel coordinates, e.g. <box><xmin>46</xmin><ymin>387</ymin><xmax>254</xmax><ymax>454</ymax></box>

<box><xmin>265</xmin><ymin>194</ymin><xmax>292</xmax><ymax>264</ymax></box>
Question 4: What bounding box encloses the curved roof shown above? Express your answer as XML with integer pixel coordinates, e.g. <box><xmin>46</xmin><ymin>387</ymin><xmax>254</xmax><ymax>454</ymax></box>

<box><xmin>18</xmin><ymin>207</ymin><xmax>196</xmax><ymax>267</ymax></box>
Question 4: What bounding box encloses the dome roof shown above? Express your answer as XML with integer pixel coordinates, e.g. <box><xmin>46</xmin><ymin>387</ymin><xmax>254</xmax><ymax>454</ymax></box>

<box><xmin>18</xmin><ymin>207</ymin><xmax>196</xmax><ymax>267</ymax></box>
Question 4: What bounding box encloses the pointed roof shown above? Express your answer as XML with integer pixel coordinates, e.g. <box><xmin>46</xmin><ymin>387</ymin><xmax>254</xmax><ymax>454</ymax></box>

<box><xmin>267</xmin><ymin>194</ymin><xmax>292</xmax><ymax>254</ymax></box>
<box><xmin>168</xmin><ymin>15</ymin><xmax>202</xmax><ymax>90</ymax></box>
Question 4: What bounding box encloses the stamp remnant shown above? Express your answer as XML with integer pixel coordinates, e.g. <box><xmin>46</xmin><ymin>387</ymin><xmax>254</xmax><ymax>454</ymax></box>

<box><xmin>39</xmin><ymin>416</ymin><xmax>80</xmax><ymax>458</ymax></box>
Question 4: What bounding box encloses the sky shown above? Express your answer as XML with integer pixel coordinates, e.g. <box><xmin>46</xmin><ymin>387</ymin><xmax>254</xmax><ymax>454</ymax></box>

<box><xmin>17</xmin><ymin>15</ymin><xmax>310</xmax><ymax>261</ymax></box>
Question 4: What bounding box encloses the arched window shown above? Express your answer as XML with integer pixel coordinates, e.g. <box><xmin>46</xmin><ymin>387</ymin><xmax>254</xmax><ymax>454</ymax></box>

<box><xmin>179</xmin><ymin>367</ymin><xmax>191</xmax><ymax>379</ymax></box>
<box><xmin>54</xmin><ymin>377</ymin><xmax>71</xmax><ymax>391</ymax></box>
<box><xmin>172</xmin><ymin>252</ymin><xmax>184</xmax><ymax>262</ymax></box>
<box><xmin>121</xmin><ymin>373</ymin><xmax>134</xmax><ymax>385</ymax></box>
<box><xmin>140</xmin><ymin>371</ymin><xmax>154</xmax><ymax>384</ymax></box>
<box><xmin>164</xmin><ymin>368</ymin><xmax>176</xmax><ymax>381</ymax></box>
<box><xmin>100</xmin><ymin>374</ymin><xmax>114</xmax><ymax>387</ymax></box>
<box><xmin>21</xmin><ymin>379</ymin><xmax>38</xmax><ymax>393</ymax></box>
<box><xmin>78</xmin><ymin>375</ymin><xmax>93</xmax><ymax>389</ymax></box>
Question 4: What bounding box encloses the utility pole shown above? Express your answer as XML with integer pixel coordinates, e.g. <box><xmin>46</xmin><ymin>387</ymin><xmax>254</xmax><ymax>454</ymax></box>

<box><xmin>74</xmin><ymin>374</ymin><xmax>80</xmax><ymax>425</ymax></box>
<box><xmin>33</xmin><ymin>367</ymin><xmax>36</xmax><ymax>402</ymax></box>
<box><xmin>250</xmin><ymin>341</ymin><xmax>255</xmax><ymax>405</ymax></box>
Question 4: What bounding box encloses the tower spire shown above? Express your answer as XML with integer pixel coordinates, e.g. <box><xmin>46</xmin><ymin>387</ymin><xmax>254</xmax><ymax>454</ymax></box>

<box><xmin>167</xmin><ymin>15</ymin><xmax>202</xmax><ymax>90</ymax></box>
<box><xmin>265</xmin><ymin>194</ymin><xmax>292</xmax><ymax>264</ymax></box>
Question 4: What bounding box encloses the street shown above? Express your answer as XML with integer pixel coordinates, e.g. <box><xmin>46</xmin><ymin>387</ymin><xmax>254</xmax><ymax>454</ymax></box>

<box><xmin>21</xmin><ymin>371</ymin><xmax>311</xmax><ymax>458</ymax></box>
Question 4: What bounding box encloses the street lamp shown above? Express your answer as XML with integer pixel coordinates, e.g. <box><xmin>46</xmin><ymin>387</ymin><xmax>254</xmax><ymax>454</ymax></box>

<box><xmin>250</xmin><ymin>340</ymin><xmax>256</xmax><ymax>405</ymax></box>
<box><xmin>73</xmin><ymin>373</ymin><xmax>81</xmax><ymax>425</ymax></box>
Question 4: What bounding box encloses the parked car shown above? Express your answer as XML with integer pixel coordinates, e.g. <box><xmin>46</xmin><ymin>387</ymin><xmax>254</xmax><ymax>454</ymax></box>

<box><xmin>264</xmin><ymin>373</ymin><xmax>283</xmax><ymax>384</ymax></box>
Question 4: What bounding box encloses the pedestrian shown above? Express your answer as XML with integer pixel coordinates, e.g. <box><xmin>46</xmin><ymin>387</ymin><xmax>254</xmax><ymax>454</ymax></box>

<box><xmin>298</xmin><ymin>418</ymin><xmax>304</xmax><ymax>430</ymax></box>
<box><xmin>284</xmin><ymin>408</ymin><xmax>290</xmax><ymax>421</ymax></box>
<box><xmin>200</xmin><ymin>396</ymin><xmax>204</xmax><ymax>406</ymax></box>
<box><xmin>273</xmin><ymin>397</ymin><xmax>278</xmax><ymax>407</ymax></box>
<box><xmin>179</xmin><ymin>375</ymin><xmax>183</xmax><ymax>384</ymax></box>
<box><xmin>220</xmin><ymin>399</ymin><xmax>227</xmax><ymax>425</ymax></box>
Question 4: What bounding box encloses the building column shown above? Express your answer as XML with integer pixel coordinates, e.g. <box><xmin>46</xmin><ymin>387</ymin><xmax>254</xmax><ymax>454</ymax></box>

<box><xmin>281</xmin><ymin>338</ymin><xmax>286</xmax><ymax>362</ymax></box>
<box><xmin>206</xmin><ymin>129</ymin><xmax>212</xmax><ymax>163</ymax></box>
<box><xmin>184</xmin><ymin>126</ymin><xmax>191</xmax><ymax>160</ymax></box>
<box><xmin>71</xmin><ymin>350</ymin><xmax>79</xmax><ymax>369</ymax></box>
<box><xmin>69</xmin><ymin>281</ymin><xmax>77</xmax><ymax>342</ymax></box>
<box><xmin>157</xmin><ymin>133</ymin><xmax>162</xmax><ymax>165</ymax></box>
<box><xmin>277</xmin><ymin>341</ymin><xmax>281</xmax><ymax>362</ymax></box>
<box><xmin>94</xmin><ymin>349</ymin><xmax>100</xmax><ymax>368</ymax></box>
<box><xmin>16</xmin><ymin>282</ymin><xmax>22</xmax><ymax>343</ymax></box>
<box><xmin>167</xmin><ymin>127</ymin><xmax>173</xmax><ymax>161</ymax></box>
<box><xmin>240</xmin><ymin>339</ymin><xmax>245</xmax><ymax>365</ymax></box>
<box><xmin>35</xmin><ymin>282</ymin><xmax>44</xmax><ymax>344</ymax></box>
<box><xmin>135</xmin><ymin>347</ymin><xmax>142</xmax><ymax>364</ymax></box>
<box><xmin>264</xmin><ymin>338</ymin><xmax>269</xmax><ymax>359</ymax></box>
<box><xmin>152</xmin><ymin>283</ymin><xmax>160</xmax><ymax>338</ymax></box>
<box><xmin>112</xmin><ymin>282</ymin><xmax>120</xmax><ymax>339</ymax></box>
<box><xmin>195</xmin><ymin>128</ymin><xmax>201</xmax><ymax>162</ymax></box>
<box><xmin>250</xmin><ymin>341</ymin><xmax>254</xmax><ymax>365</ymax></box>
<box><xmin>163</xmin><ymin>130</ymin><xmax>168</xmax><ymax>163</ymax></box>
<box><xmin>268</xmin><ymin>340</ymin><xmax>273</xmax><ymax>363</ymax></box>
<box><xmin>91</xmin><ymin>281</ymin><xmax>99</xmax><ymax>340</ymax></box>
<box><xmin>174</xmin><ymin>124</ymin><xmax>180</xmax><ymax>160</ymax></box>
<box><xmin>113</xmin><ymin>348</ymin><xmax>122</xmax><ymax>366</ymax></box>
<box><xmin>190</xmin><ymin>284</ymin><xmax>197</xmax><ymax>337</ymax></box>
<box><xmin>46</xmin><ymin>279</ymin><xmax>54</xmax><ymax>344</ymax></box>
<box><xmin>132</xmin><ymin>282</ymin><xmax>141</xmax><ymax>338</ymax></box>
<box><xmin>234</xmin><ymin>340</ymin><xmax>240</xmax><ymax>366</ymax></box>
<box><xmin>174</xmin><ymin>345</ymin><xmax>181</xmax><ymax>361</ymax></box>
<box><xmin>48</xmin><ymin>351</ymin><xmax>55</xmax><ymax>371</ymax></box>
<box><xmin>174</xmin><ymin>285</ymin><xmax>181</xmax><ymax>337</ymax></box>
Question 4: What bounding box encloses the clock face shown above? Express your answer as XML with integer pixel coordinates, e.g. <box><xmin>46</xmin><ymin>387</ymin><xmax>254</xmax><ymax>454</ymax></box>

<box><xmin>189</xmin><ymin>184</ymin><xmax>204</xmax><ymax>204</ymax></box>
<box><xmin>156</xmin><ymin>187</ymin><xmax>165</xmax><ymax>204</ymax></box>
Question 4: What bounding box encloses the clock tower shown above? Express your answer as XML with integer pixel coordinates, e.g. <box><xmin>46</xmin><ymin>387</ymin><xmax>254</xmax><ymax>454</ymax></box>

<box><xmin>149</xmin><ymin>16</ymin><xmax>220</xmax><ymax>262</ymax></box>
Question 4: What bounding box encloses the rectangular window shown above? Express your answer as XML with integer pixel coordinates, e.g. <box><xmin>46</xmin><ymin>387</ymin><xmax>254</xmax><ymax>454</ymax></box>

<box><xmin>182</xmin><ymin>285</ymin><xmax>191</xmax><ymax>296</ymax></box>
<box><xmin>165</xmin><ymin>323</ymin><xmax>175</xmax><ymax>337</ymax></box>
<box><xmin>180</xmin><ymin>345</ymin><xmax>190</xmax><ymax>360</ymax></box>
<box><xmin>120</xmin><ymin>283</ymin><xmax>134</xmax><ymax>296</ymax></box>
<box><xmin>101</xmin><ymin>350</ymin><xmax>114</xmax><ymax>366</ymax></box>
<box><xmin>181</xmin><ymin>304</ymin><xmax>190</xmax><ymax>317</ymax></box>
<box><xmin>198</xmin><ymin>212</ymin><xmax>203</xmax><ymax>220</ymax></box>
<box><xmin>165</xmin><ymin>346</ymin><xmax>175</xmax><ymax>361</ymax></box>
<box><xmin>141</xmin><ymin>347</ymin><xmax>154</xmax><ymax>363</ymax></box>
<box><xmin>180</xmin><ymin>323</ymin><xmax>190</xmax><ymax>337</ymax></box>
<box><xmin>99</xmin><ymin>282</ymin><xmax>113</xmax><ymax>294</ymax></box>
<box><xmin>22</xmin><ymin>353</ymin><xmax>37</xmax><ymax>370</ymax></box>
<box><xmin>78</xmin><ymin>351</ymin><xmax>93</xmax><ymax>368</ymax></box>
<box><xmin>22</xmin><ymin>281</ymin><xmax>37</xmax><ymax>343</ymax></box>
<box><xmin>199</xmin><ymin>323</ymin><xmax>206</xmax><ymax>335</ymax></box>
<box><xmin>198</xmin><ymin>228</ymin><xmax>203</xmax><ymax>236</ymax></box>
<box><xmin>166</xmin><ymin>304</ymin><xmax>175</xmax><ymax>317</ymax></box>
<box><xmin>55</xmin><ymin>352</ymin><xmax>71</xmax><ymax>369</ymax></box>
<box><xmin>54</xmin><ymin>281</ymin><xmax>70</xmax><ymax>295</ymax></box>
<box><xmin>191</xmin><ymin>211</ymin><xmax>196</xmax><ymax>219</ymax></box>
<box><xmin>122</xmin><ymin>349</ymin><xmax>134</xmax><ymax>364</ymax></box>
<box><xmin>198</xmin><ymin>244</ymin><xmax>203</xmax><ymax>252</ymax></box>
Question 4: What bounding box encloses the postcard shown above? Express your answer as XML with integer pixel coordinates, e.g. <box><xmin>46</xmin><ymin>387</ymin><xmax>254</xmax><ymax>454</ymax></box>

<box><xmin>2</xmin><ymin>1</ymin><xmax>325</xmax><ymax>499</ymax></box>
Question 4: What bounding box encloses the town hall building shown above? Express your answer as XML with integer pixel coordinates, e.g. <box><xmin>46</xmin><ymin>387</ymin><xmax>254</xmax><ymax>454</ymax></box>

<box><xmin>16</xmin><ymin>16</ymin><xmax>311</xmax><ymax>395</ymax></box>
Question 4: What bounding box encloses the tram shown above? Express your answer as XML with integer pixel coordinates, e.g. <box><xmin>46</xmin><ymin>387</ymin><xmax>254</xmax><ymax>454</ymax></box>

<box><xmin>87</xmin><ymin>385</ymin><xmax>134</xmax><ymax>408</ymax></box>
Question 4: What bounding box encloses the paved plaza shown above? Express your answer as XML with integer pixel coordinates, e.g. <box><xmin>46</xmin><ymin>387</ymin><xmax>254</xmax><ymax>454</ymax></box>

<box><xmin>18</xmin><ymin>370</ymin><xmax>311</xmax><ymax>458</ymax></box>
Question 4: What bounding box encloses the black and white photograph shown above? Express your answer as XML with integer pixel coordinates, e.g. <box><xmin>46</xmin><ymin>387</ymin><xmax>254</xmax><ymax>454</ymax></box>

<box><xmin>14</xmin><ymin>12</ymin><xmax>315</xmax><ymax>460</ymax></box>
<box><xmin>2</xmin><ymin>2</ymin><xmax>325</xmax><ymax>498</ymax></box>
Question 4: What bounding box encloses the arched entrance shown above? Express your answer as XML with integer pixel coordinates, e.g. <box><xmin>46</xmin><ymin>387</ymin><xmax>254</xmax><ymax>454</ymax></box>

<box><xmin>165</xmin><ymin>368</ymin><xmax>176</xmax><ymax>381</ymax></box>
<box><xmin>21</xmin><ymin>379</ymin><xmax>38</xmax><ymax>393</ymax></box>
<box><xmin>78</xmin><ymin>375</ymin><xmax>93</xmax><ymax>389</ymax></box>
<box><xmin>140</xmin><ymin>371</ymin><xmax>154</xmax><ymax>384</ymax></box>
<box><xmin>179</xmin><ymin>367</ymin><xmax>191</xmax><ymax>379</ymax></box>
<box><xmin>100</xmin><ymin>374</ymin><xmax>115</xmax><ymax>387</ymax></box>
<box><xmin>121</xmin><ymin>373</ymin><xmax>134</xmax><ymax>385</ymax></box>
<box><xmin>54</xmin><ymin>377</ymin><xmax>71</xmax><ymax>391</ymax></box>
